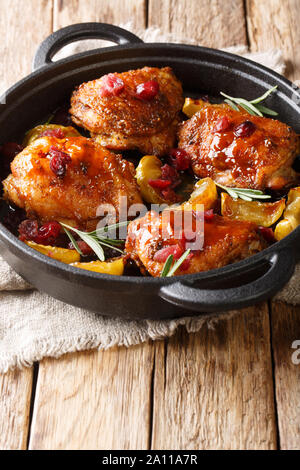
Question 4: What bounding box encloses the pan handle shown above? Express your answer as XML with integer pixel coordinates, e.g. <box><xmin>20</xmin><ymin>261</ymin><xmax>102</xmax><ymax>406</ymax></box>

<box><xmin>33</xmin><ymin>22</ymin><xmax>144</xmax><ymax>70</ymax></box>
<box><xmin>159</xmin><ymin>249</ymin><xmax>295</xmax><ymax>312</ymax></box>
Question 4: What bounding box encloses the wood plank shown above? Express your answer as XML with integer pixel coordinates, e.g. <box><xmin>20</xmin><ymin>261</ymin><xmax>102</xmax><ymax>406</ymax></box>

<box><xmin>151</xmin><ymin>305</ymin><xmax>277</xmax><ymax>449</ymax></box>
<box><xmin>27</xmin><ymin>0</ymin><xmax>153</xmax><ymax>451</ymax></box>
<box><xmin>270</xmin><ymin>302</ymin><xmax>300</xmax><ymax>450</ymax></box>
<box><xmin>0</xmin><ymin>369</ymin><xmax>33</xmax><ymax>450</ymax></box>
<box><xmin>246</xmin><ymin>0</ymin><xmax>300</xmax><ymax>80</ymax></box>
<box><xmin>53</xmin><ymin>0</ymin><xmax>146</xmax><ymax>31</ymax></box>
<box><xmin>0</xmin><ymin>0</ymin><xmax>53</xmax><ymax>93</ymax></box>
<box><xmin>29</xmin><ymin>345</ymin><xmax>154</xmax><ymax>449</ymax></box>
<box><xmin>0</xmin><ymin>0</ymin><xmax>53</xmax><ymax>450</ymax></box>
<box><xmin>246</xmin><ymin>0</ymin><xmax>300</xmax><ymax>449</ymax></box>
<box><xmin>148</xmin><ymin>0</ymin><xmax>277</xmax><ymax>450</ymax></box>
<box><xmin>148</xmin><ymin>0</ymin><xmax>247</xmax><ymax>47</ymax></box>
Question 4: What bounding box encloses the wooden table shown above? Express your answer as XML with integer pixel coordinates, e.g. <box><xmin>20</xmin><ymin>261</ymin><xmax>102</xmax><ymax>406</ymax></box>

<box><xmin>0</xmin><ymin>0</ymin><xmax>300</xmax><ymax>450</ymax></box>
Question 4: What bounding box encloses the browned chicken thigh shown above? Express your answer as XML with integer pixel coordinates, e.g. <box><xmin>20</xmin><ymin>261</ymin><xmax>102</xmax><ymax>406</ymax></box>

<box><xmin>126</xmin><ymin>209</ymin><xmax>265</xmax><ymax>277</ymax></box>
<box><xmin>178</xmin><ymin>102</ymin><xmax>300</xmax><ymax>190</ymax></box>
<box><xmin>70</xmin><ymin>67</ymin><xmax>184</xmax><ymax>156</ymax></box>
<box><xmin>3</xmin><ymin>136</ymin><xmax>142</xmax><ymax>230</ymax></box>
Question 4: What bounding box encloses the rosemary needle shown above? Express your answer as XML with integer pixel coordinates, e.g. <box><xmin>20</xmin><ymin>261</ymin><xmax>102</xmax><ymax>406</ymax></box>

<box><xmin>220</xmin><ymin>86</ymin><xmax>278</xmax><ymax>117</ymax></box>
<box><xmin>215</xmin><ymin>182</ymin><xmax>271</xmax><ymax>201</ymax></box>
<box><xmin>160</xmin><ymin>249</ymin><xmax>191</xmax><ymax>277</ymax></box>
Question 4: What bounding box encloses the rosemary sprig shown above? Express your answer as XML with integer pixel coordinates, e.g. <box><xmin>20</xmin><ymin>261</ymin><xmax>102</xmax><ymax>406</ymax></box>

<box><xmin>220</xmin><ymin>86</ymin><xmax>278</xmax><ymax>117</ymax></box>
<box><xmin>160</xmin><ymin>255</ymin><xmax>174</xmax><ymax>277</ymax></box>
<box><xmin>95</xmin><ymin>221</ymin><xmax>130</xmax><ymax>239</ymax></box>
<box><xmin>60</xmin><ymin>222</ymin><xmax>128</xmax><ymax>261</ymax></box>
<box><xmin>215</xmin><ymin>182</ymin><xmax>271</xmax><ymax>201</ymax></box>
<box><xmin>62</xmin><ymin>227</ymin><xmax>83</xmax><ymax>256</ymax></box>
<box><xmin>61</xmin><ymin>224</ymin><xmax>105</xmax><ymax>261</ymax></box>
<box><xmin>160</xmin><ymin>249</ymin><xmax>191</xmax><ymax>277</ymax></box>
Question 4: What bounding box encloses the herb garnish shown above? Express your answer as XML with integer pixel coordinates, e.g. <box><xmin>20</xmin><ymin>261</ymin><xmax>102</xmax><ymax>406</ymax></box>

<box><xmin>62</xmin><ymin>226</ymin><xmax>83</xmax><ymax>255</ymax></box>
<box><xmin>160</xmin><ymin>249</ymin><xmax>191</xmax><ymax>277</ymax></box>
<box><xmin>60</xmin><ymin>221</ymin><xmax>129</xmax><ymax>261</ymax></box>
<box><xmin>215</xmin><ymin>182</ymin><xmax>271</xmax><ymax>201</ymax></box>
<box><xmin>220</xmin><ymin>86</ymin><xmax>278</xmax><ymax>117</ymax></box>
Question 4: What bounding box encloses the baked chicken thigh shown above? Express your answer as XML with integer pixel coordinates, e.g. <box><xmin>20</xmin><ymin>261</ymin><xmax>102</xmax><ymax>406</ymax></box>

<box><xmin>125</xmin><ymin>209</ymin><xmax>265</xmax><ymax>277</ymax></box>
<box><xmin>70</xmin><ymin>67</ymin><xmax>184</xmax><ymax>156</ymax></box>
<box><xmin>3</xmin><ymin>136</ymin><xmax>142</xmax><ymax>230</ymax></box>
<box><xmin>178</xmin><ymin>102</ymin><xmax>300</xmax><ymax>190</ymax></box>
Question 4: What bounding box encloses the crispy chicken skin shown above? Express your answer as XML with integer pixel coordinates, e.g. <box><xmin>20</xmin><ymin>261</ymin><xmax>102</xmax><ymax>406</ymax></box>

<box><xmin>178</xmin><ymin>103</ymin><xmax>300</xmax><ymax>190</ymax></box>
<box><xmin>3</xmin><ymin>136</ymin><xmax>142</xmax><ymax>229</ymax></box>
<box><xmin>125</xmin><ymin>210</ymin><xmax>265</xmax><ymax>277</ymax></box>
<box><xmin>70</xmin><ymin>67</ymin><xmax>184</xmax><ymax>156</ymax></box>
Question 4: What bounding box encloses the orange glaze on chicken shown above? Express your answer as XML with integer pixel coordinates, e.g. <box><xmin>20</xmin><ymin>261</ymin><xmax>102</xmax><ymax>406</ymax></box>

<box><xmin>3</xmin><ymin>136</ymin><xmax>142</xmax><ymax>230</ymax></box>
<box><xmin>125</xmin><ymin>210</ymin><xmax>266</xmax><ymax>277</ymax></box>
<box><xmin>70</xmin><ymin>67</ymin><xmax>184</xmax><ymax>156</ymax></box>
<box><xmin>178</xmin><ymin>102</ymin><xmax>300</xmax><ymax>190</ymax></box>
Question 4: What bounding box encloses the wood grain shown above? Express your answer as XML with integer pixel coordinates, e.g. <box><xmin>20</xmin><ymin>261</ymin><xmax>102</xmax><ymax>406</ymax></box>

<box><xmin>26</xmin><ymin>0</ymin><xmax>154</xmax><ymax>451</ymax></box>
<box><xmin>151</xmin><ymin>305</ymin><xmax>277</xmax><ymax>450</ymax></box>
<box><xmin>246</xmin><ymin>0</ymin><xmax>300</xmax><ymax>80</ymax></box>
<box><xmin>0</xmin><ymin>369</ymin><xmax>33</xmax><ymax>450</ymax></box>
<box><xmin>0</xmin><ymin>0</ymin><xmax>53</xmax><ymax>93</ymax></box>
<box><xmin>0</xmin><ymin>0</ymin><xmax>53</xmax><ymax>451</ymax></box>
<box><xmin>29</xmin><ymin>346</ymin><xmax>154</xmax><ymax>449</ymax></box>
<box><xmin>1</xmin><ymin>0</ymin><xmax>298</xmax><ymax>451</ymax></box>
<box><xmin>148</xmin><ymin>1</ymin><xmax>277</xmax><ymax>450</ymax></box>
<box><xmin>53</xmin><ymin>0</ymin><xmax>146</xmax><ymax>31</ymax></box>
<box><xmin>246</xmin><ymin>0</ymin><xmax>300</xmax><ymax>449</ymax></box>
<box><xmin>270</xmin><ymin>302</ymin><xmax>300</xmax><ymax>450</ymax></box>
<box><xmin>148</xmin><ymin>0</ymin><xmax>247</xmax><ymax>47</ymax></box>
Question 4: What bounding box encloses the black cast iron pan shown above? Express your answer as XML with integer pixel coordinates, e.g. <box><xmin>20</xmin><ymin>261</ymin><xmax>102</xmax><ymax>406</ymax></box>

<box><xmin>0</xmin><ymin>23</ymin><xmax>299</xmax><ymax>319</ymax></box>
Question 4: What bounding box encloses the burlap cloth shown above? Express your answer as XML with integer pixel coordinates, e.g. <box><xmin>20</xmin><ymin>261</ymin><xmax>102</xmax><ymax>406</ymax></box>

<box><xmin>0</xmin><ymin>25</ymin><xmax>299</xmax><ymax>373</ymax></box>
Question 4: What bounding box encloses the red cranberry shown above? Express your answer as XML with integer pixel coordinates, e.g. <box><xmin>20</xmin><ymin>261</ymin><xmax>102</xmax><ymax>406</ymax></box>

<box><xmin>179</xmin><ymin>229</ymin><xmax>197</xmax><ymax>249</ymax></box>
<box><xmin>68</xmin><ymin>240</ymin><xmax>93</xmax><ymax>256</ymax></box>
<box><xmin>48</xmin><ymin>147</ymin><xmax>71</xmax><ymax>178</ymax></box>
<box><xmin>149</xmin><ymin>164</ymin><xmax>181</xmax><ymax>192</ymax></box>
<box><xmin>36</xmin><ymin>221</ymin><xmax>61</xmax><ymax>245</ymax></box>
<box><xmin>258</xmin><ymin>226</ymin><xmax>275</xmax><ymax>243</ymax></box>
<box><xmin>39</xmin><ymin>128</ymin><xmax>66</xmax><ymax>139</ymax></box>
<box><xmin>148</xmin><ymin>164</ymin><xmax>180</xmax><ymax>200</ymax></box>
<box><xmin>154</xmin><ymin>244</ymin><xmax>184</xmax><ymax>263</ymax></box>
<box><xmin>234</xmin><ymin>121</ymin><xmax>256</xmax><ymax>138</ymax></box>
<box><xmin>135</xmin><ymin>80</ymin><xmax>159</xmax><ymax>101</ymax></box>
<box><xmin>193</xmin><ymin>209</ymin><xmax>215</xmax><ymax>221</ymax></box>
<box><xmin>204</xmin><ymin>209</ymin><xmax>215</xmax><ymax>221</ymax></box>
<box><xmin>77</xmin><ymin>241</ymin><xmax>94</xmax><ymax>255</ymax></box>
<box><xmin>18</xmin><ymin>219</ymin><xmax>39</xmax><ymax>242</ymax></box>
<box><xmin>99</xmin><ymin>73</ymin><xmax>125</xmax><ymax>97</ymax></box>
<box><xmin>161</xmin><ymin>188</ymin><xmax>178</xmax><ymax>202</ymax></box>
<box><xmin>161</xmin><ymin>164</ymin><xmax>181</xmax><ymax>188</ymax></box>
<box><xmin>148</xmin><ymin>179</ymin><xmax>172</xmax><ymax>189</ymax></box>
<box><xmin>18</xmin><ymin>219</ymin><xmax>61</xmax><ymax>245</ymax></box>
<box><xmin>213</xmin><ymin>116</ymin><xmax>231</xmax><ymax>133</ymax></box>
<box><xmin>168</xmin><ymin>149</ymin><xmax>190</xmax><ymax>171</ymax></box>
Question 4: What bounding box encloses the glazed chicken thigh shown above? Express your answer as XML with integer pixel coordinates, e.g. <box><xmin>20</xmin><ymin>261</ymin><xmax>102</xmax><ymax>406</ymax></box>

<box><xmin>3</xmin><ymin>136</ymin><xmax>142</xmax><ymax>230</ymax></box>
<box><xmin>178</xmin><ymin>102</ymin><xmax>300</xmax><ymax>190</ymax></box>
<box><xmin>70</xmin><ymin>67</ymin><xmax>184</xmax><ymax>156</ymax></box>
<box><xmin>126</xmin><ymin>209</ymin><xmax>265</xmax><ymax>277</ymax></box>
